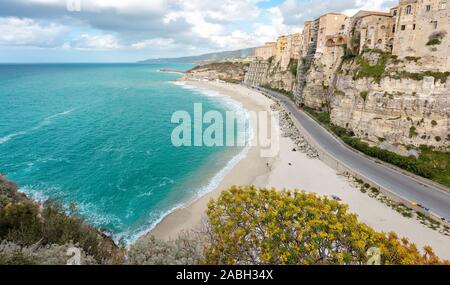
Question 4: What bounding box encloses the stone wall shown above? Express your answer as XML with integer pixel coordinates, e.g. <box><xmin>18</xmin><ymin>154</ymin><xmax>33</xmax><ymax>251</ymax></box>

<box><xmin>330</xmin><ymin>52</ymin><xmax>449</xmax><ymax>150</ymax></box>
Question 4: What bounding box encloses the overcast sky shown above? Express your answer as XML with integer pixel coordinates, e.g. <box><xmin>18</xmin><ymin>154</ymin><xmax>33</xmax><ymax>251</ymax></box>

<box><xmin>0</xmin><ymin>0</ymin><xmax>397</xmax><ymax>62</ymax></box>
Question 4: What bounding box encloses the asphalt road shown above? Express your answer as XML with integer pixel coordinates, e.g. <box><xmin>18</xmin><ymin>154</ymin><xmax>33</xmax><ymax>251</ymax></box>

<box><xmin>256</xmin><ymin>87</ymin><xmax>450</xmax><ymax>220</ymax></box>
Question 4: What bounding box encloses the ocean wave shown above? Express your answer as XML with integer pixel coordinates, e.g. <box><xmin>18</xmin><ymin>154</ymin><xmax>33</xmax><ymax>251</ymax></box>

<box><xmin>116</xmin><ymin>82</ymin><xmax>254</xmax><ymax>246</ymax></box>
<box><xmin>0</xmin><ymin>108</ymin><xmax>75</xmax><ymax>145</ymax></box>
<box><xmin>114</xmin><ymin>202</ymin><xmax>185</xmax><ymax>247</ymax></box>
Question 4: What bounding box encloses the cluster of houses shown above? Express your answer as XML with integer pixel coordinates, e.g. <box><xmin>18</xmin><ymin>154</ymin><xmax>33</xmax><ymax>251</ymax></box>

<box><xmin>245</xmin><ymin>0</ymin><xmax>450</xmax><ymax>87</ymax></box>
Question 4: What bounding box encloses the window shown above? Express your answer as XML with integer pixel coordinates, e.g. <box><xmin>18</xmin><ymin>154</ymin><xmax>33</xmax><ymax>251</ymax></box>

<box><xmin>381</xmin><ymin>25</ymin><xmax>386</xmax><ymax>30</ymax></box>
<box><xmin>426</xmin><ymin>5</ymin><xmax>431</xmax><ymax>12</ymax></box>
<box><xmin>401</xmin><ymin>25</ymin><xmax>406</xmax><ymax>31</ymax></box>
<box><xmin>413</xmin><ymin>24</ymin><xmax>416</xmax><ymax>30</ymax></box>
<box><xmin>377</xmin><ymin>39</ymin><xmax>383</xmax><ymax>44</ymax></box>
<box><xmin>393</xmin><ymin>10</ymin><xmax>398</xmax><ymax>16</ymax></box>
<box><xmin>432</xmin><ymin>21</ymin><xmax>438</xmax><ymax>29</ymax></box>
<box><xmin>406</xmin><ymin>5</ymin><xmax>412</xmax><ymax>15</ymax></box>
<box><xmin>392</xmin><ymin>24</ymin><xmax>396</xmax><ymax>33</ymax></box>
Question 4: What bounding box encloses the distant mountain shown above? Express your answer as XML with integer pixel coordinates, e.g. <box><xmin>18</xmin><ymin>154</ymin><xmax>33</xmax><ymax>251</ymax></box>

<box><xmin>138</xmin><ymin>48</ymin><xmax>256</xmax><ymax>64</ymax></box>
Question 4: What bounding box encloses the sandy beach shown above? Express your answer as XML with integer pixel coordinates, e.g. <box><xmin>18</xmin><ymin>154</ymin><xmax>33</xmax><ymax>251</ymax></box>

<box><xmin>147</xmin><ymin>80</ymin><xmax>450</xmax><ymax>259</ymax></box>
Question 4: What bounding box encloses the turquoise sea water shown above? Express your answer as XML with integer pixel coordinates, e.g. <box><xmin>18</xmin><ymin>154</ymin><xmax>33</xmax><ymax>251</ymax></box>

<box><xmin>0</xmin><ymin>64</ymin><xmax>248</xmax><ymax>245</ymax></box>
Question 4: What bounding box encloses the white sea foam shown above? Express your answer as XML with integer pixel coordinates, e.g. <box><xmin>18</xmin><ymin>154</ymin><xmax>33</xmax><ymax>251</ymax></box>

<box><xmin>117</xmin><ymin>81</ymin><xmax>254</xmax><ymax>246</ymax></box>
<box><xmin>0</xmin><ymin>108</ymin><xmax>75</xmax><ymax>145</ymax></box>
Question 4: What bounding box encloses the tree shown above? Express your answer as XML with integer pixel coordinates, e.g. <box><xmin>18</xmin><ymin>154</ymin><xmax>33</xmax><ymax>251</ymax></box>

<box><xmin>203</xmin><ymin>186</ymin><xmax>448</xmax><ymax>265</ymax></box>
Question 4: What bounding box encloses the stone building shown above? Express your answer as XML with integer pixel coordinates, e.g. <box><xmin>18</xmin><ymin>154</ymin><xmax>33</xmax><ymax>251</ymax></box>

<box><xmin>279</xmin><ymin>33</ymin><xmax>303</xmax><ymax>69</ymax></box>
<box><xmin>353</xmin><ymin>11</ymin><xmax>396</xmax><ymax>53</ymax></box>
<box><xmin>276</xmin><ymin>35</ymin><xmax>288</xmax><ymax>59</ymax></box>
<box><xmin>300</xmin><ymin>21</ymin><xmax>314</xmax><ymax>58</ymax></box>
<box><xmin>315</xmin><ymin>13</ymin><xmax>348</xmax><ymax>57</ymax></box>
<box><xmin>392</xmin><ymin>0</ymin><xmax>450</xmax><ymax>71</ymax></box>
<box><xmin>244</xmin><ymin>60</ymin><xmax>270</xmax><ymax>86</ymax></box>
<box><xmin>289</xmin><ymin>33</ymin><xmax>303</xmax><ymax>59</ymax></box>
<box><xmin>255</xmin><ymin>42</ymin><xmax>277</xmax><ymax>60</ymax></box>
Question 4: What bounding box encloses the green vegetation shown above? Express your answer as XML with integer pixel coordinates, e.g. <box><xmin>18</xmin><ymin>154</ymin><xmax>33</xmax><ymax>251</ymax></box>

<box><xmin>2</xmin><ymin>174</ymin><xmax>449</xmax><ymax>264</ymax></box>
<box><xmin>127</xmin><ymin>233</ymin><xmax>203</xmax><ymax>265</ymax></box>
<box><xmin>426</xmin><ymin>31</ymin><xmax>446</xmax><ymax>46</ymax></box>
<box><xmin>204</xmin><ymin>186</ymin><xmax>447</xmax><ymax>265</ymax></box>
<box><xmin>360</xmin><ymin>91</ymin><xmax>368</xmax><ymax>101</ymax></box>
<box><xmin>0</xmin><ymin>175</ymin><xmax>124</xmax><ymax>265</ymax></box>
<box><xmin>302</xmin><ymin>108</ymin><xmax>450</xmax><ymax>187</ymax></box>
<box><xmin>342</xmin><ymin>44</ymin><xmax>357</xmax><ymax>60</ymax></box>
<box><xmin>409</xmin><ymin>126</ymin><xmax>418</xmax><ymax>138</ymax></box>
<box><xmin>262</xmin><ymin>84</ymin><xmax>295</xmax><ymax>101</ymax></box>
<box><xmin>431</xmin><ymin>120</ymin><xmax>438</xmax><ymax>127</ymax></box>
<box><xmin>426</xmin><ymin>38</ymin><xmax>441</xmax><ymax>46</ymax></box>
<box><xmin>405</xmin><ymin>56</ymin><xmax>421</xmax><ymax>62</ymax></box>
<box><xmin>354</xmin><ymin>53</ymin><xmax>390</xmax><ymax>84</ymax></box>
<box><xmin>288</xmin><ymin>58</ymin><xmax>298</xmax><ymax>77</ymax></box>
<box><xmin>391</xmin><ymin>71</ymin><xmax>450</xmax><ymax>84</ymax></box>
<box><xmin>334</xmin><ymin>89</ymin><xmax>345</xmax><ymax>96</ymax></box>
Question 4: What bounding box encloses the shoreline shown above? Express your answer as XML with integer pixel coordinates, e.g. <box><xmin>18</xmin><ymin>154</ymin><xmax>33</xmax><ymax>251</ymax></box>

<box><xmin>144</xmin><ymin>80</ymin><xmax>450</xmax><ymax>260</ymax></box>
<box><xmin>148</xmin><ymin>80</ymin><xmax>275</xmax><ymax>240</ymax></box>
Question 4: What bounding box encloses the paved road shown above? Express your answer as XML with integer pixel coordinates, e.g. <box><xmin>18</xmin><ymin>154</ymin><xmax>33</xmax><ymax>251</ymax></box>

<box><xmin>255</xmin><ymin>87</ymin><xmax>450</xmax><ymax>220</ymax></box>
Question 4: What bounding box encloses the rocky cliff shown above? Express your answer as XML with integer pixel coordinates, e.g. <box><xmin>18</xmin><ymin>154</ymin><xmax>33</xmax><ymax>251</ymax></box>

<box><xmin>263</xmin><ymin>58</ymin><xmax>297</xmax><ymax>93</ymax></box>
<box><xmin>299</xmin><ymin>50</ymin><xmax>449</xmax><ymax>151</ymax></box>
<box><xmin>183</xmin><ymin>62</ymin><xmax>248</xmax><ymax>83</ymax></box>
<box><xmin>299</xmin><ymin>46</ymin><xmax>345</xmax><ymax>110</ymax></box>
<box><xmin>332</xmin><ymin>51</ymin><xmax>449</xmax><ymax>150</ymax></box>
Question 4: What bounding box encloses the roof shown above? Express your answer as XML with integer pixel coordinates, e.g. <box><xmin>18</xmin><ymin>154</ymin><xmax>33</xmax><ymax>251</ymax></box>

<box><xmin>354</xmin><ymin>10</ymin><xmax>393</xmax><ymax>18</ymax></box>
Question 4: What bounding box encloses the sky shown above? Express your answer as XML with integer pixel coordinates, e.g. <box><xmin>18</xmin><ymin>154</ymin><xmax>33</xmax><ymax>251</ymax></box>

<box><xmin>0</xmin><ymin>0</ymin><xmax>397</xmax><ymax>63</ymax></box>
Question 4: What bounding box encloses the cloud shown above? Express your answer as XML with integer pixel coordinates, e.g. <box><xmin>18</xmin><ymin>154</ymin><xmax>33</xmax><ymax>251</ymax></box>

<box><xmin>0</xmin><ymin>17</ymin><xmax>65</xmax><ymax>46</ymax></box>
<box><xmin>278</xmin><ymin>0</ymin><xmax>397</xmax><ymax>28</ymax></box>
<box><xmin>67</xmin><ymin>34</ymin><xmax>121</xmax><ymax>50</ymax></box>
<box><xmin>132</xmin><ymin>38</ymin><xmax>175</xmax><ymax>49</ymax></box>
<box><xmin>0</xmin><ymin>0</ymin><xmax>401</xmax><ymax>61</ymax></box>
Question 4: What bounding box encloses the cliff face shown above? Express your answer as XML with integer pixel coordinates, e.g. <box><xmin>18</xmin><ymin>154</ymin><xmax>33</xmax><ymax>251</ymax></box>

<box><xmin>330</xmin><ymin>52</ymin><xmax>449</xmax><ymax>150</ymax></box>
<box><xmin>300</xmin><ymin>46</ymin><xmax>344</xmax><ymax>110</ymax></box>
<box><xmin>183</xmin><ymin>62</ymin><xmax>248</xmax><ymax>83</ymax></box>
<box><xmin>263</xmin><ymin>58</ymin><xmax>297</xmax><ymax>92</ymax></box>
<box><xmin>297</xmin><ymin>50</ymin><xmax>449</xmax><ymax>150</ymax></box>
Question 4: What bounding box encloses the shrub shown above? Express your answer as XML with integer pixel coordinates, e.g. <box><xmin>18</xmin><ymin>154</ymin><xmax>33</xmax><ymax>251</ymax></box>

<box><xmin>302</xmin><ymin>109</ymin><xmax>448</xmax><ymax>186</ymax></box>
<box><xmin>426</xmin><ymin>31</ymin><xmax>446</xmax><ymax>46</ymax></box>
<box><xmin>354</xmin><ymin>53</ymin><xmax>389</xmax><ymax>83</ymax></box>
<box><xmin>0</xmin><ymin>176</ymin><xmax>124</xmax><ymax>264</ymax></box>
<box><xmin>288</xmin><ymin>58</ymin><xmax>298</xmax><ymax>77</ymax></box>
<box><xmin>204</xmin><ymin>187</ymin><xmax>448</xmax><ymax>265</ymax></box>
<box><xmin>431</xmin><ymin>120</ymin><xmax>438</xmax><ymax>127</ymax></box>
<box><xmin>0</xmin><ymin>241</ymin><xmax>97</xmax><ymax>265</ymax></box>
<box><xmin>360</xmin><ymin>91</ymin><xmax>368</xmax><ymax>101</ymax></box>
<box><xmin>127</xmin><ymin>232</ymin><xmax>203</xmax><ymax>265</ymax></box>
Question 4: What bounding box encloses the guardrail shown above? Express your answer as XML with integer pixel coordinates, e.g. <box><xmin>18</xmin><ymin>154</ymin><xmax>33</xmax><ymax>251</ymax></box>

<box><xmin>252</xmin><ymin>85</ymin><xmax>450</xmax><ymax>227</ymax></box>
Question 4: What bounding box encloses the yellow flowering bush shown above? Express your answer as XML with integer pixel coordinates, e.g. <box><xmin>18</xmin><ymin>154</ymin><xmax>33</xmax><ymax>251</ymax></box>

<box><xmin>204</xmin><ymin>186</ymin><xmax>448</xmax><ymax>265</ymax></box>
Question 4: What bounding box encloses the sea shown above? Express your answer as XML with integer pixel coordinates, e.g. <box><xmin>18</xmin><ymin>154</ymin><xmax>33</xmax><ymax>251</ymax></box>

<box><xmin>0</xmin><ymin>63</ymin><xmax>250</xmax><ymax>245</ymax></box>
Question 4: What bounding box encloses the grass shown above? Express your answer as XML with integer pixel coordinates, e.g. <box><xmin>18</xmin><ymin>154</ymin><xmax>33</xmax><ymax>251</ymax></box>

<box><xmin>353</xmin><ymin>53</ymin><xmax>390</xmax><ymax>84</ymax></box>
<box><xmin>302</xmin><ymin>107</ymin><xmax>450</xmax><ymax>188</ymax></box>
<box><xmin>391</xmin><ymin>71</ymin><xmax>450</xmax><ymax>84</ymax></box>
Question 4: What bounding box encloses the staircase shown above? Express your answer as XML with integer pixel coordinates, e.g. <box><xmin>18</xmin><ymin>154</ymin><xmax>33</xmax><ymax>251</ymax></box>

<box><xmin>295</xmin><ymin>19</ymin><xmax>319</xmax><ymax>105</ymax></box>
